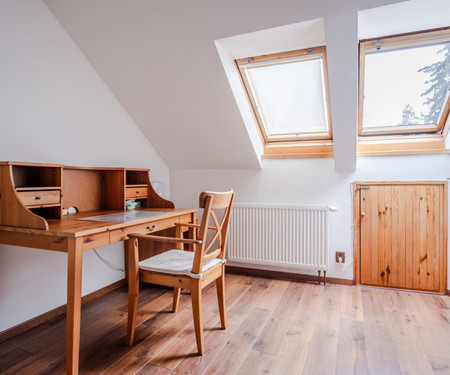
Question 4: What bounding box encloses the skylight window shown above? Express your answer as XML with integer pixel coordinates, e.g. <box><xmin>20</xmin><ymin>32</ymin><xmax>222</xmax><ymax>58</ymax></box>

<box><xmin>236</xmin><ymin>47</ymin><xmax>332</xmax><ymax>144</ymax></box>
<box><xmin>359</xmin><ymin>28</ymin><xmax>450</xmax><ymax>136</ymax></box>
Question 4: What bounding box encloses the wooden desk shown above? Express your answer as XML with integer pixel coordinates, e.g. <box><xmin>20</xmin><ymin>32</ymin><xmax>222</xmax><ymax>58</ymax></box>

<box><xmin>0</xmin><ymin>162</ymin><xmax>196</xmax><ymax>374</ymax></box>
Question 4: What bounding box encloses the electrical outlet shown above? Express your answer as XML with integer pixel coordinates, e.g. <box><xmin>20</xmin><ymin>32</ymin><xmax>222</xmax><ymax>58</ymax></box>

<box><xmin>336</xmin><ymin>251</ymin><xmax>345</xmax><ymax>263</ymax></box>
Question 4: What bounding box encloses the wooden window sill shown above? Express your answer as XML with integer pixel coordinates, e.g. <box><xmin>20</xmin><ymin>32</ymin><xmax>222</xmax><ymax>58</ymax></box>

<box><xmin>262</xmin><ymin>140</ymin><xmax>334</xmax><ymax>159</ymax></box>
<box><xmin>357</xmin><ymin>134</ymin><xmax>449</xmax><ymax>156</ymax></box>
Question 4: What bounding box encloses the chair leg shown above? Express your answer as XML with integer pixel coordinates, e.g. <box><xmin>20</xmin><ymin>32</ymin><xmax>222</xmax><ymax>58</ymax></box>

<box><xmin>126</xmin><ymin>238</ymin><xmax>139</xmax><ymax>346</ymax></box>
<box><xmin>190</xmin><ymin>279</ymin><xmax>204</xmax><ymax>355</ymax></box>
<box><xmin>216</xmin><ymin>269</ymin><xmax>226</xmax><ymax>330</ymax></box>
<box><xmin>172</xmin><ymin>287</ymin><xmax>181</xmax><ymax>312</ymax></box>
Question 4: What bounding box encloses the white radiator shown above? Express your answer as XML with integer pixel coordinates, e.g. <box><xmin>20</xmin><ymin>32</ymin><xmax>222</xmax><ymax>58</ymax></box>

<box><xmin>228</xmin><ymin>204</ymin><xmax>333</xmax><ymax>272</ymax></box>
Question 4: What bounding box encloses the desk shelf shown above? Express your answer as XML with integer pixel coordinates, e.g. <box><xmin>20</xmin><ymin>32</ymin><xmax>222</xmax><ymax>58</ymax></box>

<box><xmin>27</xmin><ymin>203</ymin><xmax>61</xmax><ymax>209</ymax></box>
<box><xmin>12</xmin><ymin>164</ymin><xmax>62</xmax><ymax>189</ymax></box>
<box><xmin>16</xmin><ymin>186</ymin><xmax>62</xmax><ymax>191</ymax></box>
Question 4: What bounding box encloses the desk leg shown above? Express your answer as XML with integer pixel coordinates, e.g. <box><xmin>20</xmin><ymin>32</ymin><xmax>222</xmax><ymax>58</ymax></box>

<box><xmin>126</xmin><ymin>238</ymin><xmax>139</xmax><ymax>346</ymax></box>
<box><xmin>66</xmin><ymin>237</ymin><xmax>83</xmax><ymax>375</ymax></box>
<box><xmin>175</xmin><ymin>224</ymin><xmax>183</xmax><ymax>250</ymax></box>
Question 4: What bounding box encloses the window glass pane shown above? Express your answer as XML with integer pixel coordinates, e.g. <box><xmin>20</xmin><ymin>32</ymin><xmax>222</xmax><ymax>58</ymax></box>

<box><xmin>363</xmin><ymin>43</ymin><xmax>450</xmax><ymax>129</ymax></box>
<box><xmin>244</xmin><ymin>57</ymin><xmax>328</xmax><ymax>137</ymax></box>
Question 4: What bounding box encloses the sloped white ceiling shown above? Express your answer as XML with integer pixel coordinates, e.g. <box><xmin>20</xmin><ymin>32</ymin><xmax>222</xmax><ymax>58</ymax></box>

<box><xmin>43</xmin><ymin>0</ymin><xmax>407</xmax><ymax>170</ymax></box>
<box><xmin>359</xmin><ymin>0</ymin><xmax>450</xmax><ymax>39</ymax></box>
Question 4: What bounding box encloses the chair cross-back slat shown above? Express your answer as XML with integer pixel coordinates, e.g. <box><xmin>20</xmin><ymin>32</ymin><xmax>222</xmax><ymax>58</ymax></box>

<box><xmin>202</xmin><ymin>211</ymin><xmax>222</xmax><ymax>253</ymax></box>
<box><xmin>193</xmin><ymin>191</ymin><xmax>234</xmax><ymax>274</ymax></box>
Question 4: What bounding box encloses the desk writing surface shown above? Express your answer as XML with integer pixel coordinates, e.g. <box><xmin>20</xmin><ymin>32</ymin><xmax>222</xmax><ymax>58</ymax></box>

<box><xmin>0</xmin><ymin>208</ymin><xmax>197</xmax><ymax>238</ymax></box>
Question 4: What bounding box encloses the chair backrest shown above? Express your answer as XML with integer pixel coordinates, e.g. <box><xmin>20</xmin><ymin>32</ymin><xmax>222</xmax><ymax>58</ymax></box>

<box><xmin>191</xmin><ymin>190</ymin><xmax>235</xmax><ymax>274</ymax></box>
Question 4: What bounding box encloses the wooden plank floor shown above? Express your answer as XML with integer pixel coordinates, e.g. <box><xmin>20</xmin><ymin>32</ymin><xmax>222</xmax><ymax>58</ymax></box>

<box><xmin>1</xmin><ymin>274</ymin><xmax>450</xmax><ymax>374</ymax></box>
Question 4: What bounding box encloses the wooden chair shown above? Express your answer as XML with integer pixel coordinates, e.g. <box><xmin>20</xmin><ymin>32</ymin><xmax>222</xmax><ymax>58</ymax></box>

<box><xmin>125</xmin><ymin>190</ymin><xmax>235</xmax><ymax>354</ymax></box>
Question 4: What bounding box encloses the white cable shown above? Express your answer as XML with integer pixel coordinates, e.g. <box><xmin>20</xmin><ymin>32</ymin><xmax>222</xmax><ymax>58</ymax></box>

<box><xmin>93</xmin><ymin>248</ymin><xmax>125</xmax><ymax>273</ymax></box>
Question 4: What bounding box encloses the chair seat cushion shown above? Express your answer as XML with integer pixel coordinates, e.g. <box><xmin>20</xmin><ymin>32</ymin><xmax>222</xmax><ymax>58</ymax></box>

<box><xmin>139</xmin><ymin>249</ymin><xmax>224</xmax><ymax>278</ymax></box>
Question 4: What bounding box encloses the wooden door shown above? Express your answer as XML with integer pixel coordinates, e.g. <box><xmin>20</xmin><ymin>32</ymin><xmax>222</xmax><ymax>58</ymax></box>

<box><xmin>355</xmin><ymin>182</ymin><xmax>447</xmax><ymax>293</ymax></box>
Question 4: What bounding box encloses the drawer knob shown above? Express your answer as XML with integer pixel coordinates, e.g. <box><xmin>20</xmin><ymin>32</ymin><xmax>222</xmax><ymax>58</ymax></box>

<box><xmin>147</xmin><ymin>225</ymin><xmax>156</xmax><ymax>232</ymax></box>
<box><xmin>35</xmin><ymin>196</ymin><xmax>41</xmax><ymax>200</ymax></box>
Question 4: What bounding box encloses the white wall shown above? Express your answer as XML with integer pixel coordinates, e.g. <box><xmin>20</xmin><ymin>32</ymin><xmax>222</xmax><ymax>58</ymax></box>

<box><xmin>170</xmin><ymin>154</ymin><xmax>450</xmax><ymax>282</ymax></box>
<box><xmin>0</xmin><ymin>1</ymin><xmax>169</xmax><ymax>331</ymax></box>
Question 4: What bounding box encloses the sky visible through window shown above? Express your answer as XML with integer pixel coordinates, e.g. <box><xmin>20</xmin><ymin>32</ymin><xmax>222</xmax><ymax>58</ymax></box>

<box><xmin>363</xmin><ymin>43</ymin><xmax>449</xmax><ymax>129</ymax></box>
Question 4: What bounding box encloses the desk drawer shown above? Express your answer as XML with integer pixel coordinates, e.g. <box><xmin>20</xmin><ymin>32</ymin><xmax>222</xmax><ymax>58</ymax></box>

<box><xmin>18</xmin><ymin>190</ymin><xmax>61</xmax><ymax>206</ymax></box>
<box><xmin>82</xmin><ymin>232</ymin><xmax>110</xmax><ymax>251</ymax></box>
<box><xmin>110</xmin><ymin>217</ymin><xmax>178</xmax><ymax>242</ymax></box>
<box><xmin>126</xmin><ymin>187</ymin><xmax>148</xmax><ymax>199</ymax></box>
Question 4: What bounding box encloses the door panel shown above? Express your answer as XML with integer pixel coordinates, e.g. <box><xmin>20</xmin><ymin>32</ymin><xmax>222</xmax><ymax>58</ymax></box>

<box><xmin>359</xmin><ymin>183</ymin><xmax>445</xmax><ymax>292</ymax></box>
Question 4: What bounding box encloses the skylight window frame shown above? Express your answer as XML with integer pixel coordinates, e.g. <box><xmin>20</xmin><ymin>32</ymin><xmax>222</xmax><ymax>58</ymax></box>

<box><xmin>236</xmin><ymin>46</ymin><xmax>333</xmax><ymax>145</ymax></box>
<box><xmin>358</xmin><ymin>28</ymin><xmax>450</xmax><ymax>138</ymax></box>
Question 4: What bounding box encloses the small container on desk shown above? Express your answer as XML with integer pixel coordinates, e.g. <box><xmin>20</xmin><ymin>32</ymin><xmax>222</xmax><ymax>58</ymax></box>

<box><xmin>126</xmin><ymin>200</ymin><xmax>141</xmax><ymax>210</ymax></box>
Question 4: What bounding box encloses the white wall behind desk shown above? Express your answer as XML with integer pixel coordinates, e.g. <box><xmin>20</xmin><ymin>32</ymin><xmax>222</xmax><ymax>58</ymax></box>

<box><xmin>0</xmin><ymin>0</ymin><xmax>169</xmax><ymax>331</ymax></box>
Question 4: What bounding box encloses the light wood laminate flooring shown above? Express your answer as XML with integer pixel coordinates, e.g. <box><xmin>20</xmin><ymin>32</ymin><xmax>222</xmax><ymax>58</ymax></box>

<box><xmin>1</xmin><ymin>274</ymin><xmax>450</xmax><ymax>374</ymax></box>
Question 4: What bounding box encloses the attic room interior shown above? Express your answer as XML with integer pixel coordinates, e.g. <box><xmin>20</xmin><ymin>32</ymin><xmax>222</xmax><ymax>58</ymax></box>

<box><xmin>0</xmin><ymin>0</ymin><xmax>449</xmax><ymax>374</ymax></box>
